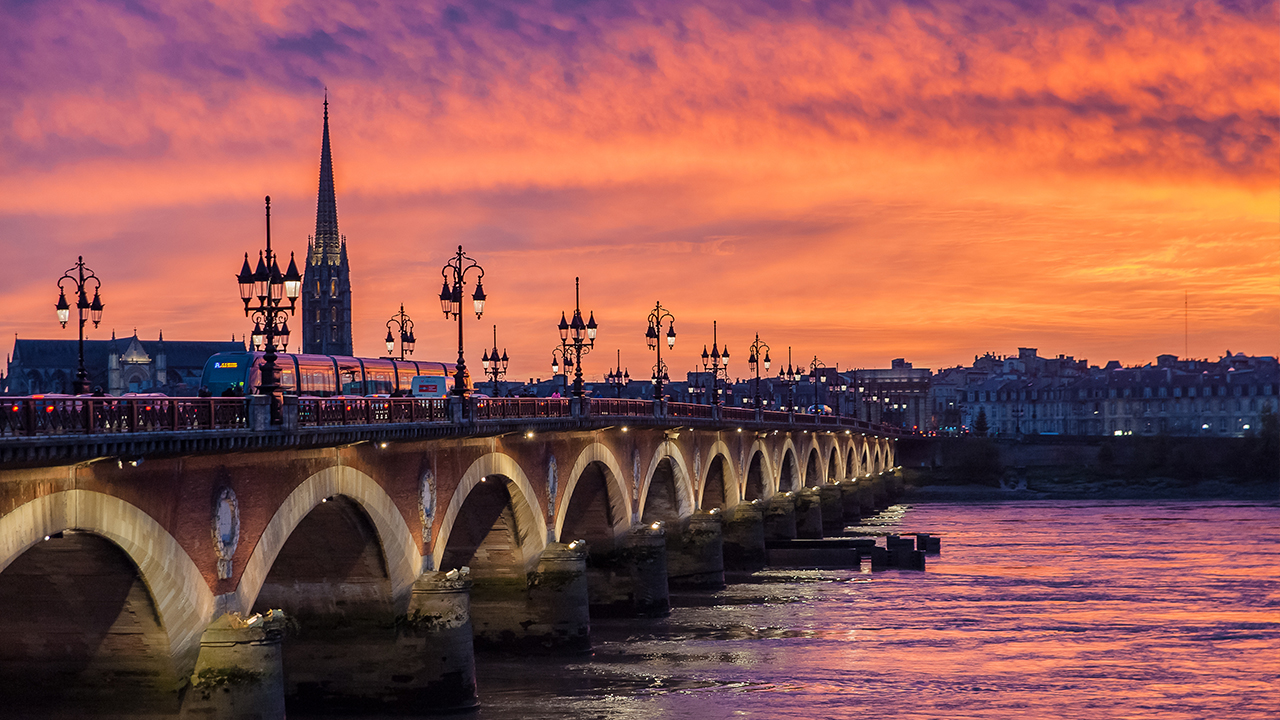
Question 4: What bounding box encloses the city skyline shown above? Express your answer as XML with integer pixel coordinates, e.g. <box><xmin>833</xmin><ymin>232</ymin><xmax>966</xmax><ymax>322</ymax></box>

<box><xmin>1</xmin><ymin>0</ymin><xmax>1275</xmax><ymax>379</ymax></box>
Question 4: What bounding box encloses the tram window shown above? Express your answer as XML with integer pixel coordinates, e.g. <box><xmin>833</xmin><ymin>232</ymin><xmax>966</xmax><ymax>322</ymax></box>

<box><xmin>337</xmin><ymin>360</ymin><xmax>362</xmax><ymax>395</ymax></box>
<box><xmin>278</xmin><ymin>365</ymin><xmax>296</xmax><ymax>392</ymax></box>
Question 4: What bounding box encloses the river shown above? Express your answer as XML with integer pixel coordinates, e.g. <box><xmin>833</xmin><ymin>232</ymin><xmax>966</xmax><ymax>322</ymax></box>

<box><xmin>466</xmin><ymin>500</ymin><xmax>1279</xmax><ymax>720</ymax></box>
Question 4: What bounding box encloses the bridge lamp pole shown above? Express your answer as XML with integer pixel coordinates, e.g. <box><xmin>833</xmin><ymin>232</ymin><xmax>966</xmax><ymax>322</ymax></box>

<box><xmin>55</xmin><ymin>256</ymin><xmax>105</xmax><ymax>394</ymax></box>
<box><xmin>645</xmin><ymin>301</ymin><xmax>676</xmax><ymax>400</ymax></box>
<box><xmin>779</xmin><ymin>346</ymin><xmax>802</xmax><ymax>411</ymax></box>
<box><xmin>384</xmin><ymin>303</ymin><xmax>416</xmax><ymax>360</ymax></box>
<box><xmin>481</xmin><ymin>325</ymin><xmax>509</xmax><ymax>395</ymax></box>
<box><xmin>747</xmin><ymin>333</ymin><xmax>771</xmax><ymax>409</ymax></box>
<box><xmin>438</xmin><ymin>245</ymin><xmax>485</xmax><ymax>397</ymax></box>
<box><xmin>700</xmin><ymin>320</ymin><xmax>730</xmax><ymax>405</ymax></box>
<box><xmin>808</xmin><ymin>356</ymin><xmax>830</xmax><ymax>413</ymax></box>
<box><xmin>236</xmin><ymin>196</ymin><xmax>301</xmax><ymax>422</ymax></box>
<box><xmin>550</xmin><ymin>346</ymin><xmax>574</xmax><ymax>395</ymax></box>
<box><xmin>555</xmin><ymin>277</ymin><xmax>596</xmax><ymax>398</ymax></box>
<box><xmin>605</xmin><ymin>349</ymin><xmax>629</xmax><ymax>398</ymax></box>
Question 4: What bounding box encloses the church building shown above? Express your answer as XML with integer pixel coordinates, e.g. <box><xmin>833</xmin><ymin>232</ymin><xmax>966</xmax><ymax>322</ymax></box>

<box><xmin>302</xmin><ymin>98</ymin><xmax>354</xmax><ymax>355</ymax></box>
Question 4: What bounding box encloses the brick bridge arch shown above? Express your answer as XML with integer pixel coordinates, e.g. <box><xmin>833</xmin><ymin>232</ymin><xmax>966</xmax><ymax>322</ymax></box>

<box><xmin>556</xmin><ymin>442</ymin><xmax>633</xmax><ymax>544</ymax></box>
<box><xmin>0</xmin><ymin>490</ymin><xmax>214</xmax><ymax>669</ymax></box>
<box><xmin>434</xmin><ymin>452</ymin><xmax>547</xmax><ymax>573</ymax></box>
<box><xmin>231</xmin><ymin>465</ymin><xmax>421</xmax><ymax>615</ymax></box>
<box><xmin>743</xmin><ymin>438</ymin><xmax>776</xmax><ymax>500</ymax></box>
<box><xmin>697</xmin><ymin>439</ymin><xmax>740</xmax><ymax>511</ymax></box>
<box><xmin>639</xmin><ymin>440</ymin><xmax>695</xmax><ymax>524</ymax></box>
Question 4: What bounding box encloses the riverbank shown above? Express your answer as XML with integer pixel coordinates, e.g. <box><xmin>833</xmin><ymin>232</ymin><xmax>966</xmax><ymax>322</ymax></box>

<box><xmin>901</xmin><ymin>467</ymin><xmax>1279</xmax><ymax>502</ymax></box>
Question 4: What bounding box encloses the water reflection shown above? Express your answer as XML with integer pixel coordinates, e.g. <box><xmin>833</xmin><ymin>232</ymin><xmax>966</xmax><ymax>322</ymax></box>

<box><xmin>308</xmin><ymin>501</ymin><xmax>1280</xmax><ymax>720</ymax></box>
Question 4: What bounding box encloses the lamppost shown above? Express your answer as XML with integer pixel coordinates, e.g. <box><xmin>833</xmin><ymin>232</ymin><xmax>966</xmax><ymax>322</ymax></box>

<box><xmin>438</xmin><ymin>245</ymin><xmax>486</xmax><ymax>397</ymax></box>
<box><xmin>555</xmin><ymin>277</ymin><xmax>596</xmax><ymax>398</ymax></box>
<box><xmin>778</xmin><ymin>346</ymin><xmax>802</xmax><ymax>410</ymax></box>
<box><xmin>747</xmin><ymin>333</ymin><xmax>771</xmax><ymax>409</ymax></box>
<box><xmin>644</xmin><ymin>301</ymin><xmax>676</xmax><ymax>400</ymax></box>
<box><xmin>384</xmin><ymin>303</ymin><xmax>416</xmax><ymax>360</ymax></box>
<box><xmin>550</xmin><ymin>346</ymin><xmax>573</xmax><ymax>396</ymax></box>
<box><xmin>481</xmin><ymin>325</ymin><xmax>509</xmax><ymax>395</ymax></box>
<box><xmin>807</xmin><ymin>356</ymin><xmax>828</xmax><ymax>414</ymax></box>
<box><xmin>235</xmin><ymin>196</ymin><xmax>302</xmax><ymax>421</ymax></box>
<box><xmin>605</xmin><ymin>349</ymin><xmax>629</xmax><ymax>398</ymax></box>
<box><xmin>700</xmin><ymin>320</ymin><xmax>730</xmax><ymax>405</ymax></box>
<box><xmin>55</xmin><ymin>256</ymin><xmax>105</xmax><ymax>394</ymax></box>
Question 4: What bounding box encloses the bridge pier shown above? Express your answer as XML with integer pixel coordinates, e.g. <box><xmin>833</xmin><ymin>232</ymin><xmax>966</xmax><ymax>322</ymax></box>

<box><xmin>839</xmin><ymin>481</ymin><xmax>862</xmax><ymax>527</ymax></box>
<box><xmin>794</xmin><ymin>488</ymin><xmax>824</xmax><ymax>538</ymax></box>
<box><xmin>721</xmin><ymin>501</ymin><xmax>766</xmax><ymax>572</ymax></box>
<box><xmin>818</xmin><ymin>485</ymin><xmax>845</xmax><ymax>535</ymax></box>
<box><xmin>585</xmin><ymin>527</ymin><xmax>670</xmax><ymax>617</ymax></box>
<box><xmin>666</xmin><ymin>510</ymin><xmax>725</xmax><ymax>589</ymax></box>
<box><xmin>856</xmin><ymin>481</ymin><xmax>876</xmax><ymax>516</ymax></box>
<box><xmin>471</xmin><ymin>543</ymin><xmax>590</xmax><ymax>653</ymax></box>
<box><xmin>180</xmin><ymin>612</ymin><xmax>286</xmax><ymax>720</ymax></box>
<box><xmin>763</xmin><ymin>492</ymin><xmax>797</xmax><ymax>540</ymax></box>
<box><xmin>394</xmin><ymin>572</ymin><xmax>479</xmax><ymax>711</ymax></box>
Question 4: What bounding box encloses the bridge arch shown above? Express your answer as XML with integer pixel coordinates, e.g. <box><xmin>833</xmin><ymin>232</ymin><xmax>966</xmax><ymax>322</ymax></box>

<box><xmin>845</xmin><ymin>442</ymin><xmax>856</xmax><ymax>479</ymax></box>
<box><xmin>556</xmin><ymin>442</ymin><xmax>632</xmax><ymax>547</ymax></box>
<box><xmin>827</xmin><ymin>444</ymin><xmax>841</xmax><ymax>483</ymax></box>
<box><xmin>802</xmin><ymin>435</ymin><xmax>824</xmax><ymax>486</ymax></box>
<box><xmin>698</xmin><ymin>440</ymin><xmax>740</xmax><ymax>511</ymax></box>
<box><xmin>639</xmin><ymin>441</ymin><xmax>695</xmax><ymax>525</ymax></box>
<box><xmin>0</xmin><ymin>490</ymin><xmax>214</xmax><ymax>670</ymax></box>
<box><xmin>777</xmin><ymin>440</ymin><xmax>801</xmax><ymax>492</ymax></box>
<box><xmin>435</xmin><ymin>452</ymin><xmax>547</xmax><ymax>574</ymax></box>
<box><xmin>861</xmin><ymin>443</ymin><xmax>872</xmax><ymax>476</ymax></box>
<box><xmin>743</xmin><ymin>439</ymin><xmax>776</xmax><ymax>500</ymax></box>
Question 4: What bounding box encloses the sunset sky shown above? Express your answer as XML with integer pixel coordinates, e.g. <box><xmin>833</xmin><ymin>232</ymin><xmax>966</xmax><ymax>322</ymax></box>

<box><xmin>1</xmin><ymin>0</ymin><xmax>1276</xmax><ymax>381</ymax></box>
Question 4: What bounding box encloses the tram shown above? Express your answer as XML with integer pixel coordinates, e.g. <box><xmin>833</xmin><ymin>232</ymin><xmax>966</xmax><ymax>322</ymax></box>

<box><xmin>200</xmin><ymin>352</ymin><xmax>460</xmax><ymax>397</ymax></box>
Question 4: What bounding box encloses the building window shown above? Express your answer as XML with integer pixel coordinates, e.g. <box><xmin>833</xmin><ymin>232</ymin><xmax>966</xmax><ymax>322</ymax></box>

<box><xmin>330</xmin><ymin>279</ymin><xmax>338</xmax><ymax>297</ymax></box>
<box><xmin>331</xmin><ymin>327</ymin><xmax>339</xmax><ymax>342</ymax></box>
<box><xmin>330</xmin><ymin>307</ymin><xmax>337</xmax><ymax>322</ymax></box>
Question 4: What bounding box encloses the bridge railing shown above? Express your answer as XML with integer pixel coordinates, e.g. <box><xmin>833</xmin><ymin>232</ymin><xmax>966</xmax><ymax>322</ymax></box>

<box><xmin>0</xmin><ymin>395</ymin><xmax>907</xmax><ymax>438</ymax></box>
<box><xmin>474</xmin><ymin>398</ymin><xmax>571</xmax><ymax>420</ymax></box>
<box><xmin>667</xmin><ymin>402</ymin><xmax>713</xmax><ymax>419</ymax></box>
<box><xmin>0</xmin><ymin>397</ymin><xmax>249</xmax><ymax>436</ymax></box>
<box><xmin>588</xmin><ymin>398</ymin><xmax>654</xmax><ymax>417</ymax></box>
<box><xmin>297</xmin><ymin>397</ymin><xmax>449</xmax><ymax>426</ymax></box>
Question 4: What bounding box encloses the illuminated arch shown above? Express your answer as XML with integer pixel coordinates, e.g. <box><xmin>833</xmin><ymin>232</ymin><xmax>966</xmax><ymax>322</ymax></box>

<box><xmin>777</xmin><ymin>438</ymin><xmax>801</xmax><ymax>492</ymax></box>
<box><xmin>555</xmin><ymin>442</ymin><xmax>633</xmax><ymax>542</ymax></box>
<box><xmin>434</xmin><ymin>452</ymin><xmax>547</xmax><ymax>573</ymax></box>
<box><xmin>639</xmin><ymin>440</ymin><xmax>696</xmax><ymax>521</ymax></box>
<box><xmin>698</xmin><ymin>439</ymin><xmax>741</xmax><ymax>509</ymax></box>
<box><xmin>235</xmin><ymin>465</ymin><xmax>420</xmax><ymax>615</ymax></box>
<box><xmin>745</xmin><ymin>438</ymin><xmax>777</xmax><ymax>497</ymax></box>
<box><xmin>0</xmin><ymin>490</ymin><xmax>214</xmax><ymax>668</ymax></box>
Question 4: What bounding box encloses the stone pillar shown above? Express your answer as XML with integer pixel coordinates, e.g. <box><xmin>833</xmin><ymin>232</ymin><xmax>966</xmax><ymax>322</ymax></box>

<box><xmin>818</xmin><ymin>485</ymin><xmax>845</xmax><ymax>535</ymax></box>
<box><xmin>180</xmin><ymin>612</ymin><xmax>286</xmax><ymax>720</ymax></box>
<box><xmin>527</xmin><ymin>542</ymin><xmax>591</xmax><ymax>652</ymax></box>
<box><xmin>763</xmin><ymin>492</ymin><xmax>797</xmax><ymax>541</ymax></box>
<box><xmin>666</xmin><ymin>510</ymin><xmax>725</xmax><ymax>589</ymax></box>
<box><xmin>247</xmin><ymin>395</ymin><xmax>271</xmax><ymax>432</ymax></box>
<box><xmin>583</xmin><ymin>526</ymin><xmax>670</xmax><ymax>618</ymax></box>
<box><xmin>393</xmin><ymin>572</ymin><xmax>478</xmax><ymax>711</ymax></box>
<box><xmin>793</xmin><ymin>488</ymin><xmax>824</xmax><ymax>539</ymax></box>
<box><xmin>838</xmin><ymin>481</ymin><xmax>861</xmax><ymax>527</ymax></box>
<box><xmin>721</xmin><ymin>501</ymin><xmax>766</xmax><ymax>572</ymax></box>
<box><xmin>279</xmin><ymin>394</ymin><xmax>298</xmax><ymax>432</ymax></box>
<box><xmin>871</xmin><ymin>476</ymin><xmax>889</xmax><ymax>510</ymax></box>
<box><xmin>856</xmin><ymin>481</ymin><xmax>876</xmax><ymax>516</ymax></box>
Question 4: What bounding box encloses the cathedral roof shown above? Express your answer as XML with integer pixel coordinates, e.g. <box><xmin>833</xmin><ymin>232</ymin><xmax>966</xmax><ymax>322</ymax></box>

<box><xmin>312</xmin><ymin>95</ymin><xmax>342</xmax><ymax>265</ymax></box>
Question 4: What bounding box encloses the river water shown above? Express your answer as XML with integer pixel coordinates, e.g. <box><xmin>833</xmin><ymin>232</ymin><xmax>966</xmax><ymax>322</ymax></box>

<box><xmin>470</xmin><ymin>500</ymin><xmax>1279</xmax><ymax>720</ymax></box>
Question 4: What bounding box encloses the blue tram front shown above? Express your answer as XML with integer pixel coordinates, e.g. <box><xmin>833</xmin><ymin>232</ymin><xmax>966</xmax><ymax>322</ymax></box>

<box><xmin>201</xmin><ymin>353</ymin><xmax>459</xmax><ymax>397</ymax></box>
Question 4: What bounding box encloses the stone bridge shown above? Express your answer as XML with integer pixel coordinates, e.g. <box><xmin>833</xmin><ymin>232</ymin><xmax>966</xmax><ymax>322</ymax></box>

<box><xmin>0</xmin><ymin>395</ymin><xmax>900</xmax><ymax>717</ymax></box>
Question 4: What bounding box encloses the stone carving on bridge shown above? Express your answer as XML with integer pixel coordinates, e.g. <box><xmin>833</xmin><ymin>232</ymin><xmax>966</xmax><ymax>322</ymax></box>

<box><xmin>212</xmin><ymin>486</ymin><xmax>240</xmax><ymax>580</ymax></box>
<box><xmin>546</xmin><ymin>455</ymin><xmax>558</xmax><ymax>524</ymax></box>
<box><xmin>632</xmin><ymin>448</ymin><xmax>642</xmax><ymax>525</ymax></box>
<box><xmin>420</xmin><ymin>469</ymin><xmax>435</xmax><ymax>569</ymax></box>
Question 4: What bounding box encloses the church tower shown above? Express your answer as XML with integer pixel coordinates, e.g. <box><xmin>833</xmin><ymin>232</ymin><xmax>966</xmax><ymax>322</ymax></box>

<box><xmin>302</xmin><ymin>97</ymin><xmax>354</xmax><ymax>356</ymax></box>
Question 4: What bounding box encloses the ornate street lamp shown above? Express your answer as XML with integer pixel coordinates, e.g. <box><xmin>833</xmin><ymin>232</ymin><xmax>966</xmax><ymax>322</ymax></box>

<box><xmin>699</xmin><ymin>320</ymin><xmax>731</xmax><ymax>405</ymax></box>
<box><xmin>605</xmin><ymin>349</ymin><xmax>629</xmax><ymax>398</ymax></box>
<box><xmin>438</xmin><ymin>245</ymin><xmax>485</xmax><ymax>397</ymax></box>
<box><xmin>55</xmin><ymin>256</ymin><xmax>105</xmax><ymax>394</ymax></box>
<box><xmin>747</xmin><ymin>333</ymin><xmax>771</xmax><ymax>409</ymax></box>
<box><xmin>235</xmin><ymin>196</ymin><xmax>301</xmax><ymax>421</ymax></box>
<box><xmin>555</xmin><ymin>277</ymin><xmax>596</xmax><ymax>398</ymax></box>
<box><xmin>481</xmin><ymin>324</ymin><xmax>510</xmax><ymax>395</ymax></box>
<box><xmin>384</xmin><ymin>303</ymin><xmax>416</xmax><ymax>360</ymax></box>
<box><xmin>778</xmin><ymin>346</ymin><xmax>802</xmax><ymax>411</ymax></box>
<box><xmin>645</xmin><ymin>301</ymin><xmax>676</xmax><ymax>400</ymax></box>
<box><xmin>808</xmin><ymin>356</ymin><xmax>830</xmax><ymax>414</ymax></box>
<box><xmin>550</xmin><ymin>345</ymin><xmax>574</xmax><ymax>395</ymax></box>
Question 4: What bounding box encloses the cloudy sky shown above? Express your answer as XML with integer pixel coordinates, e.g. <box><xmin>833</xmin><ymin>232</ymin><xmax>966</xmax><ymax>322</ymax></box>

<box><xmin>1</xmin><ymin>0</ymin><xmax>1275</xmax><ymax>380</ymax></box>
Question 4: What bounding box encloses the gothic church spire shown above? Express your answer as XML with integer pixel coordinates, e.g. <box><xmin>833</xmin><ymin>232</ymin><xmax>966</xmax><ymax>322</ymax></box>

<box><xmin>314</xmin><ymin>93</ymin><xmax>341</xmax><ymax>262</ymax></box>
